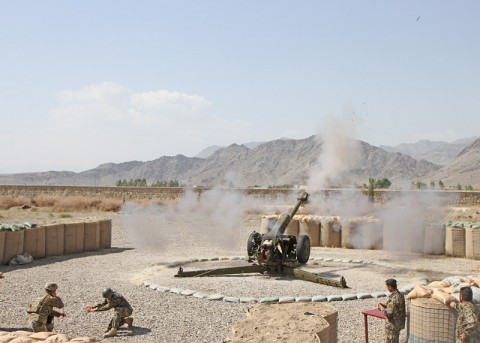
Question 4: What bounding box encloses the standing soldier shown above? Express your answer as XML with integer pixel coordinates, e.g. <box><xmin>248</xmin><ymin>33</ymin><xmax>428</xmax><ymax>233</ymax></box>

<box><xmin>85</xmin><ymin>288</ymin><xmax>133</xmax><ymax>338</ymax></box>
<box><xmin>448</xmin><ymin>286</ymin><xmax>480</xmax><ymax>342</ymax></box>
<box><xmin>27</xmin><ymin>282</ymin><xmax>65</xmax><ymax>332</ymax></box>
<box><xmin>377</xmin><ymin>279</ymin><xmax>406</xmax><ymax>343</ymax></box>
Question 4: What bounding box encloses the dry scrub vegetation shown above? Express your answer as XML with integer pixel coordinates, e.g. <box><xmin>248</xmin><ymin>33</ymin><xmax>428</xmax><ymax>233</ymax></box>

<box><xmin>0</xmin><ymin>195</ymin><xmax>123</xmax><ymax>212</ymax></box>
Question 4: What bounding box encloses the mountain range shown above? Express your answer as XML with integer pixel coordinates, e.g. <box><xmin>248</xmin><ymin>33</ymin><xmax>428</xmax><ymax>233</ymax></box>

<box><xmin>1</xmin><ymin>136</ymin><xmax>479</xmax><ymax>189</ymax></box>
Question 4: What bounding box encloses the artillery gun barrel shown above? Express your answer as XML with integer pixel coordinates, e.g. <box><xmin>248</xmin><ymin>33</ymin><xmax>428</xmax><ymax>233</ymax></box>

<box><xmin>272</xmin><ymin>191</ymin><xmax>309</xmax><ymax>235</ymax></box>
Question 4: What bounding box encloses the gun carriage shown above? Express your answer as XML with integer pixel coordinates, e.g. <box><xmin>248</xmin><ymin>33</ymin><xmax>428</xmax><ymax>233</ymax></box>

<box><xmin>176</xmin><ymin>191</ymin><xmax>347</xmax><ymax>288</ymax></box>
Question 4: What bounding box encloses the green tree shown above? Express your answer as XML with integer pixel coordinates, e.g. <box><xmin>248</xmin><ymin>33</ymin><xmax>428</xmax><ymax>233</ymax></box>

<box><xmin>430</xmin><ymin>181</ymin><xmax>435</xmax><ymax>189</ymax></box>
<box><xmin>368</xmin><ymin>178</ymin><xmax>375</xmax><ymax>203</ymax></box>
<box><xmin>375</xmin><ymin>178</ymin><xmax>392</xmax><ymax>189</ymax></box>
<box><xmin>415</xmin><ymin>181</ymin><xmax>427</xmax><ymax>189</ymax></box>
<box><xmin>457</xmin><ymin>183</ymin><xmax>462</xmax><ymax>190</ymax></box>
<box><xmin>438</xmin><ymin>180</ymin><xmax>444</xmax><ymax>189</ymax></box>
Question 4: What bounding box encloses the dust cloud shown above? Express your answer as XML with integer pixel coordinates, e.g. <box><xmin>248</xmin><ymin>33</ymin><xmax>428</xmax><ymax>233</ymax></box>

<box><xmin>304</xmin><ymin>114</ymin><xmax>448</xmax><ymax>254</ymax></box>
<box><xmin>120</xmin><ymin>188</ymin><xmax>294</xmax><ymax>255</ymax></box>
<box><xmin>306</xmin><ymin>114</ymin><xmax>361</xmax><ymax>190</ymax></box>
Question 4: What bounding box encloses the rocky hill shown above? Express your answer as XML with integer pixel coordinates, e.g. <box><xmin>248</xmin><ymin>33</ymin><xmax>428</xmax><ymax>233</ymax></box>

<box><xmin>430</xmin><ymin>138</ymin><xmax>480</xmax><ymax>187</ymax></box>
<box><xmin>379</xmin><ymin>137</ymin><xmax>478</xmax><ymax>165</ymax></box>
<box><xmin>0</xmin><ymin>136</ymin><xmax>446</xmax><ymax>189</ymax></box>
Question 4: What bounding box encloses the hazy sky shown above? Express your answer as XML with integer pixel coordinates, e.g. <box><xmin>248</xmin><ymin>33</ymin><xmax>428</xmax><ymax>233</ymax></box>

<box><xmin>1</xmin><ymin>1</ymin><xmax>479</xmax><ymax>173</ymax></box>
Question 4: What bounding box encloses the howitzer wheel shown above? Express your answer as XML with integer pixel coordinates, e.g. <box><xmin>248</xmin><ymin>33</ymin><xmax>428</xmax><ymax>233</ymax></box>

<box><xmin>296</xmin><ymin>235</ymin><xmax>310</xmax><ymax>264</ymax></box>
<box><xmin>247</xmin><ymin>231</ymin><xmax>262</xmax><ymax>257</ymax></box>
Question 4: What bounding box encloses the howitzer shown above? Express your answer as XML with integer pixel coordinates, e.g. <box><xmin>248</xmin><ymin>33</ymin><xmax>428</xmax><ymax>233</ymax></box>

<box><xmin>175</xmin><ymin>191</ymin><xmax>347</xmax><ymax>288</ymax></box>
<box><xmin>247</xmin><ymin>191</ymin><xmax>310</xmax><ymax>266</ymax></box>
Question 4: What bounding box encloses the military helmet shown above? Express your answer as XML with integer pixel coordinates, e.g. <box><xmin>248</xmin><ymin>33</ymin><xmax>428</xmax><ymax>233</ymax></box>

<box><xmin>102</xmin><ymin>288</ymin><xmax>114</xmax><ymax>298</ymax></box>
<box><xmin>45</xmin><ymin>282</ymin><xmax>58</xmax><ymax>291</ymax></box>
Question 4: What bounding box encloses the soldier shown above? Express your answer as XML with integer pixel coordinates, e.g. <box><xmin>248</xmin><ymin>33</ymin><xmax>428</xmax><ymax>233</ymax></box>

<box><xmin>448</xmin><ymin>286</ymin><xmax>480</xmax><ymax>342</ymax></box>
<box><xmin>85</xmin><ymin>288</ymin><xmax>133</xmax><ymax>338</ymax></box>
<box><xmin>377</xmin><ymin>278</ymin><xmax>406</xmax><ymax>343</ymax></box>
<box><xmin>27</xmin><ymin>282</ymin><xmax>65</xmax><ymax>332</ymax></box>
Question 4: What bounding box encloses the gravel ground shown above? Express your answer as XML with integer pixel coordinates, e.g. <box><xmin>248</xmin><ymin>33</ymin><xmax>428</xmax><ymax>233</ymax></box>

<box><xmin>2</xmin><ymin>206</ymin><xmax>480</xmax><ymax>343</ymax></box>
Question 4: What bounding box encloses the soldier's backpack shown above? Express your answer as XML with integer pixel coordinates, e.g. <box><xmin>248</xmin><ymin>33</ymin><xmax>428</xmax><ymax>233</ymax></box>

<box><xmin>27</xmin><ymin>295</ymin><xmax>47</xmax><ymax>314</ymax></box>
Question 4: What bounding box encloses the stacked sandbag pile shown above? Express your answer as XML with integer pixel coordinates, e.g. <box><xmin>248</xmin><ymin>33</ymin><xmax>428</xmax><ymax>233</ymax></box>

<box><xmin>406</xmin><ymin>275</ymin><xmax>480</xmax><ymax>343</ymax></box>
<box><xmin>406</xmin><ymin>275</ymin><xmax>480</xmax><ymax>305</ymax></box>
<box><xmin>0</xmin><ymin>331</ymin><xmax>96</xmax><ymax>343</ymax></box>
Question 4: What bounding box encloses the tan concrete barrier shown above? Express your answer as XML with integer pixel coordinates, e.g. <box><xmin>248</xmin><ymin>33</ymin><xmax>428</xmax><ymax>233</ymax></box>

<box><xmin>64</xmin><ymin>222</ymin><xmax>85</xmax><ymax>254</ymax></box>
<box><xmin>44</xmin><ymin>224</ymin><xmax>65</xmax><ymax>257</ymax></box>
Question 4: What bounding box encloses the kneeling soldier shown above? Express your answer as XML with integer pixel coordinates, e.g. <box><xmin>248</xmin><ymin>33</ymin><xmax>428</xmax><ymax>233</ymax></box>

<box><xmin>85</xmin><ymin>288</ymin><xmax>133</xmax><ymax>338</ymax></box>
<box><xmin>27</xmin><ymin>282</ymin><xmax>65</xmax><ymax>332</ymax></box>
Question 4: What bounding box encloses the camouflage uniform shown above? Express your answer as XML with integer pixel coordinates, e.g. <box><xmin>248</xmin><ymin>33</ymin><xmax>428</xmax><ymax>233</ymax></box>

<box><xmin>27</xmin><ymin>294</ymin><xmax>64</xmax><ymax>332</ymax></box>
<box><xmin>94</xmin><ymin>291</ymin><xmax>133</xmax><ymax>330</ymax></box>
<box><xmin>383</xmin><ymin>290</ymin><xmax>406</xmax><ymax>343</ymax></box>
<box><xmin>455</xmin><ymin>301</ymin><xmax>480</xmax><ymax>343</ymax></box>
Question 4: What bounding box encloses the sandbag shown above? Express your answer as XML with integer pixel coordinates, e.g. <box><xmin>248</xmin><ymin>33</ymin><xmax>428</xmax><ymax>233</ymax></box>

<box><xmin>68</xmin><ymin>338</ymin><xmax>96</xmax><ymax>342</ymax></box>
<box><xmin>29</xmin><ymin>332</ymin><xmax>56</xmax><ymax>340</ymax></box>
<box><xmin>437</xmin><ymin>287</ymin><xmax>459</xmax><ymax>294</ymax></box>
<box><xmin>0</xmin><ymin>336</ymin><xmax>15</xmax><ymax>343</ymax></box>
<box><xmin>406</xmin><ymin>285</ymin><xmax>433</xmax><ymax>300</ymax></box>
<box><xmin>431</xmin><ymin>289</ymin><xmax>456</xmax><ymax>304</ymax></box>
<box><xmin>45</xmin><ymin>334</ymin><xmax>70</xmax><ymax>343</ymax></box>
<box><xmin>9</xmin><ymin>332</ymin><xmax>31</xmax><ymax>338</ymax></box>
<box><xmin>8</xmin><ymin>253</ymin><xmax>33</xmax><ymax>266</ymax></box>
<box><xmin>428</xmin><ymin>280</ymin><xmax>451</xmax><ymax>288</ymax></box>
<box><xmin>9</xmin><ymin>338</ymin><xmax>33</xmax><ymax>343</ymax></box>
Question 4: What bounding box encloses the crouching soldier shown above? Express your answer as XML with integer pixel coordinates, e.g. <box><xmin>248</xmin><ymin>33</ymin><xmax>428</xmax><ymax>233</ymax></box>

<box><xmin>27</xmin><ymin>282</ymin><xmax>65</xmax><ymax>332</ymax></box>
<box><xmin>85</xmin><ymin>288</ymin><xmax>133</xmax><ymax>338</ymax></box>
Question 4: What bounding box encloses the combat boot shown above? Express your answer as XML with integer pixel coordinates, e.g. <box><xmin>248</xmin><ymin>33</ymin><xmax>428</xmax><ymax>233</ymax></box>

<box><xmin>124</xmin><ymin>317</ymin><xmax>133</xmax><ymax>329</ymax></box>
<box><xmin>103</xmin><ymin>328</ymin><xmax>118</xmax><ymax>338</ymax></box>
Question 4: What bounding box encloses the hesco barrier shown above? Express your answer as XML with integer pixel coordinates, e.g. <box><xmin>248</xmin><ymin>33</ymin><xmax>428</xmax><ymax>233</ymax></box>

<box><xmin>466</xmin><ymin>227</ymin><xmax>480</xmax><ymax>260</ymax></box>
<box><xmin>445</xmin><ymin>226</ymin><xmax>466</xmax><ymax>258</ymax></box>
<box><xmin>424</xmin><ymin>223</ymin><xmax>446</xmax><ymax>255</ymax></box>
<box><xmin>1</xmin><ymin>220</ymin><xmax>112</xmax><ymax>265</ymax></box>
<box><xmin>408</xmin><ymin>298</ymin><xmax>456</xmax><ymax>343</ymax></box>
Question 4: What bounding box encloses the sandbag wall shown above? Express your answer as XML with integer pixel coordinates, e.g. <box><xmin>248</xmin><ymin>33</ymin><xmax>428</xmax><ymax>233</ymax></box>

<box><xmin>0</xmin><ymin>219</ymin><xmax>112</xmax><ymax>265</ymax></box>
